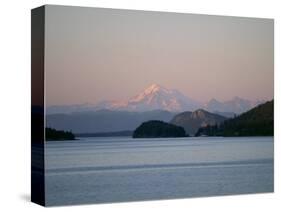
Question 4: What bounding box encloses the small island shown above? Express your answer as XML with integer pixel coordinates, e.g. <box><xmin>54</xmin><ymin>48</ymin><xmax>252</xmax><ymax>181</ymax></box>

<box><xmin>133</xmin><ymin>120</ymin><xmax>187</xmax><ymax>138</ymax></box>
<box><xmin>46</xmin><ymin>127</ymin><xmax>75</xmax><ymax>141</ymax></box>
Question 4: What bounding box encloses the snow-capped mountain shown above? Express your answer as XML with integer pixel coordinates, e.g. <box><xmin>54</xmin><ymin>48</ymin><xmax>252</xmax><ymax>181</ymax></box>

<box><xmin>46</xmin><ymin>84</ymin><xmax>266</xmax><ymax>115</ymax></box>
<box><xmin>94</xmin><ymin>84</ymin><xmax>201</xmax><ymax>112</ymax></box>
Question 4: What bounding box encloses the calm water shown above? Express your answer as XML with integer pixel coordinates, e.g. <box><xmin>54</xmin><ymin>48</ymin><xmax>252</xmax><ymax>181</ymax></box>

<box><xmin>45</xmin><ymin>137</ymin><xmax>273</xmax><ymax>206</ymax></box>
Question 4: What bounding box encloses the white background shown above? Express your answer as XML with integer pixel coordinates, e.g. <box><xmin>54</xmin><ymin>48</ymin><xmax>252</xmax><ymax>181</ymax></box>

<box><xmin>0</xmin><ymin>0</ymin><xmax>280</xmax><ymax>211</ymax></box>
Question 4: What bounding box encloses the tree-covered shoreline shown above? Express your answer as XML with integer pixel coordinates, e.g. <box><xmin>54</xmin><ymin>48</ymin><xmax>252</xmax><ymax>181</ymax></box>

<box><xmin>46</xmin><ymin>127</ymin><xmax>75</xmax><ymax>141</ymax></box>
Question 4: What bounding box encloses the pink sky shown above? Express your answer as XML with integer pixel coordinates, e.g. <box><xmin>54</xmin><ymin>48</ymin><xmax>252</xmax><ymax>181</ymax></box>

<box><xmin>45</xmin><ymin>6</ymin><xmax>274</xmax><ymax>106</ymax></box>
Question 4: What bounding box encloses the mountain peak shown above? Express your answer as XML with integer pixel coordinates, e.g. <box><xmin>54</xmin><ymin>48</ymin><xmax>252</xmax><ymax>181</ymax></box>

<box><xmin>193</xmin><ymin>108</ymin><xmax>207</xmax><ymax>113</ymax></box>
<box><xmin>191</xmin><ymin>109</ymin><xmax>209</xmax><ymax>119</ymax></box>
<box><xmin>170</xmin><ymin>109</ymin><xmax>227</xmax><ymax>135</ymax></box>
<box><xmin>148</xmin><ymin>83</ymin><xmax>162</xmax><ymax>89</ymax></box>
<box><xmin>143</xmin><ymin>84</ymin><xmax>166</xmax><ymax>94</ymax></box>
<box><xmin>232</xmin><ymin>96</ymin><xmax>246</xmax><ymax>102</ymax></box>
<box><xmin>208</xmin><ymin>98</ymin><xmax>221</xmax><ymax>104</ymax></box>
<box><xmin>124</xmin><ymin>84</ymin><xmax>200</xmax><ymax>112</ymax></box>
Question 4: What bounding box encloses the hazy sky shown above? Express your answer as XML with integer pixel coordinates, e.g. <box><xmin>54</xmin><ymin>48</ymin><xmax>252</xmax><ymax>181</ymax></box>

<box><xmin>45</xmin><ymin>5</ymin><xmax>274</xmax><ymax>106</ymax></box>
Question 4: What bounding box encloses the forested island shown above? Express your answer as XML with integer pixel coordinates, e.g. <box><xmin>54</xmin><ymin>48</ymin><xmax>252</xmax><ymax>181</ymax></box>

<box><xmin>46</xmin><ymin>127</ymin><xmax>75</xmax><ymax>141</ymax></box>
<box><xmin>133</xmin><ymin>120</ymin><xmax>187</xmax><ymax>138</ymax></box>
<box><xmin>195</xmin><ymin>100</ymin><xmax>273</xmax><ymax>136</ymax></box>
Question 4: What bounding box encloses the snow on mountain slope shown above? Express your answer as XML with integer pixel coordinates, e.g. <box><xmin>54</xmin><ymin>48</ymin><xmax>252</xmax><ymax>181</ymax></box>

<box><xmin>98</xmin><ymin>84</ymin><xmax>201</xmax><ymax>112</ymax></box>
<box><xmin>46</xmin><ymin>84</ymin><xmax>266</xmax><ymax>114</ymax></box>
<box><xmin>204</xmin><ymin>97</ymin><xmax>266</xmax><ymax>114</ymax></box>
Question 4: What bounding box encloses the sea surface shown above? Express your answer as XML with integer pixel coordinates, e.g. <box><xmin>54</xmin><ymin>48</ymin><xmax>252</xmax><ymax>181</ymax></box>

<box><xmin>45</xmin><ymin>136</ymin><xmax>273</xmax><ymax>206</ymax></box>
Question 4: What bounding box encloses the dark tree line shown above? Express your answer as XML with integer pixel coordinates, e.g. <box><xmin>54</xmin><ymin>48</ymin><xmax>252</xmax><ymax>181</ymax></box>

<box><xmin>46</xmin><ymin>127</ymin><xmax>75</xmax><ymax>141</ymax></box>
<box><xmin>133</xmin><ymin>120</ymin><xmax>187</xmax><ymax>138</ymax></box>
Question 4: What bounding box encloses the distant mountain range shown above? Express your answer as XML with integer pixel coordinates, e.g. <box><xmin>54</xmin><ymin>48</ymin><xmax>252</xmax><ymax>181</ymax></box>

<box><xmin>46</xmin><ymin>110</ymin><xmax>176</xmax><ymax>134</ymax></box>
<box><xmin>204</xmin><ymin>97</ymin><xmax>265</xmax><ymax>115</ymax></box>
<box><xmin>47</xmin><ymin>84</ymin><xmax>265</xmax><ymax>115</ymax></box>
<box><xmin>46</xmin><ymin>109</ymin><xmax>227</xmax><ymax>135</ymax></box>
<box><xmin>170</xmin><ymin>109</ymin><xmax>227</xmax><ymax>135</ymax></box>
<box><xmin>46</xmin><ymin>84</ymin><xmax>268</xmax><ymax>134</ymax></box>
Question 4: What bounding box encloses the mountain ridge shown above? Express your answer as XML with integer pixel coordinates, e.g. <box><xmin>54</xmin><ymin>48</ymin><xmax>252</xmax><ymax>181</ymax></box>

<box><xmin>46</xmin><ymin>109</ymin><xmax>176</xmax><ymax>134</ymax></box>
<box><xmin>94</xmin><ymin>84</ymin><xmax>201</xmax><ymax>112</ymax></box>
<box><xmin>47</xmin><ymin>84</ymin><xmax>266</xmax><ymax>115</ymax></box>
<box><xmin>170</xmin><ymin>109</ymin><xmax>227</xmax><ymax>136</ymax></box>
